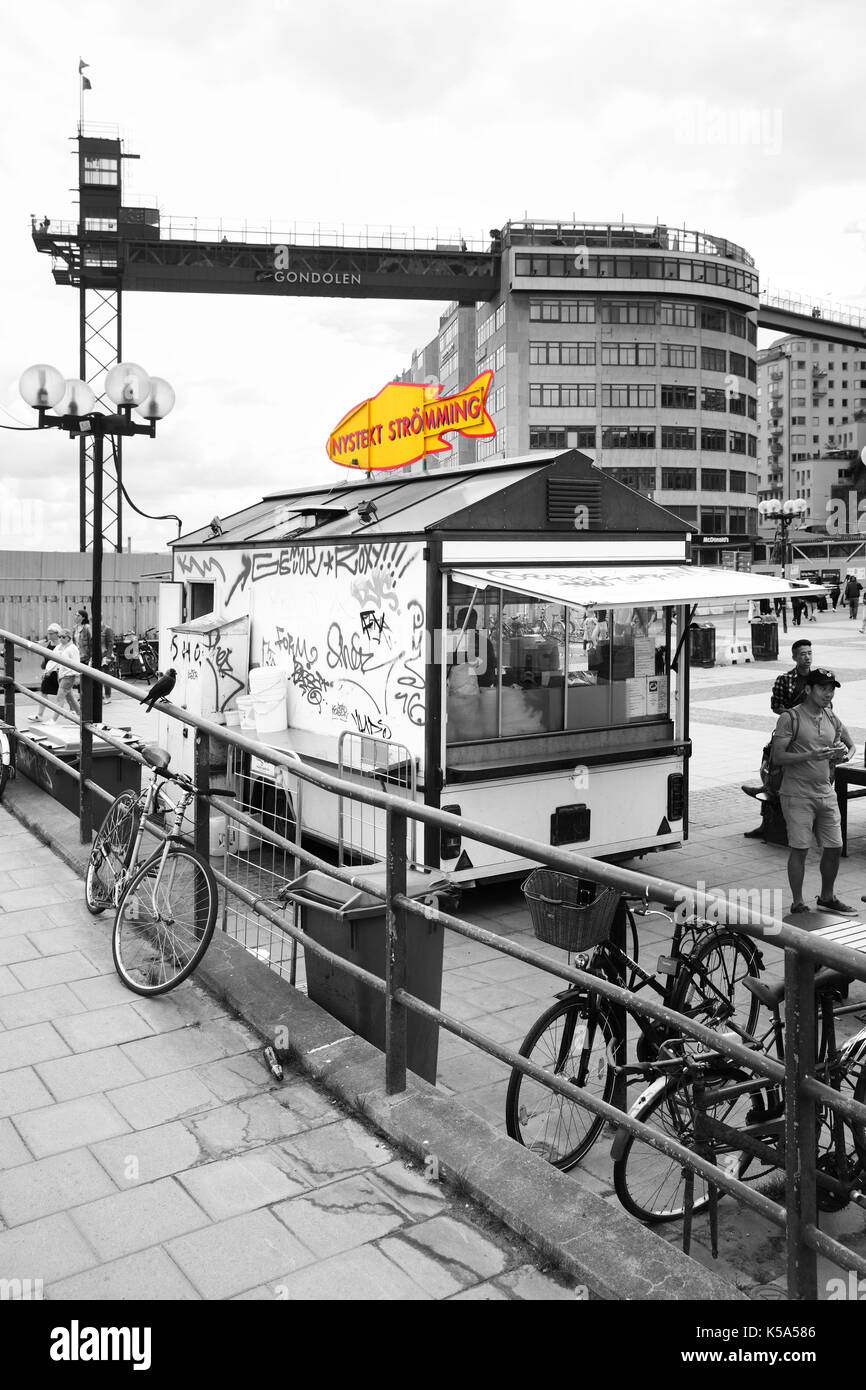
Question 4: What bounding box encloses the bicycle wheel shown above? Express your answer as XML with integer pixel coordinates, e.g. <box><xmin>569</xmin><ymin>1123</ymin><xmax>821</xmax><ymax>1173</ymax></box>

<box><xmin>613</xmin><ymin>1066</ymin><xmax>774</xmax><ymax>1223</ymax></box>
<box><xmin>112</xmin><ymin>846</ymin><xmax>218</xmax><ymax>995</ymax></box>
<box><xmin>672</xmin><ymin>930</ymin><xmax>762</xmax><ymax>1043</ymax></box>
<box><xmin>84</xmin><ymin>791</ymin><xmax>139</xmax><ymax>915</ymax></box>
<box><xmin>505</xmin><ymin>993</ymin><xmax>618</xmax><ymax>1170</ymax></box>
<box><xmin>852</xmin><ymin>1065</ymin><xmax>866</xmax><ymax>1166</ymax></box>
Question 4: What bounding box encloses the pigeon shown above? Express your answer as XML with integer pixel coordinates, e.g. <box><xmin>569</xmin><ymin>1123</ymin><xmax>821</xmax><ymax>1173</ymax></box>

<box><xmin>142</xmin><ymin>668</ymin><xmax>177</xmax><ymax>713</ymax></box>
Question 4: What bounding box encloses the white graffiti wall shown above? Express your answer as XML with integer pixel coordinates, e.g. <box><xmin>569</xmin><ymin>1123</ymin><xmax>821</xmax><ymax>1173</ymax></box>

<box><xmin>173</xmin><ymin>542</ymin><xmax>427</xmax><ymax>762</ymax></box>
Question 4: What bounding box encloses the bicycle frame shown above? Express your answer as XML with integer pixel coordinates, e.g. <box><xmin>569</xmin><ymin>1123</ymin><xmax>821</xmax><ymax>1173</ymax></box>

<box><xmin>104</xmin><ymin>767</ymin><xmax>197</xmax><ymax>910</ymax></box>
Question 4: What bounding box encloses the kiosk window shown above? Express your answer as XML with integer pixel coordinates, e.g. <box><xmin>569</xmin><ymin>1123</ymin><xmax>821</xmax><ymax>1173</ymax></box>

<box><xmin>446</xmin><ymin>580</ymin><xmax>672</xmax><ymax>743</ymax></box>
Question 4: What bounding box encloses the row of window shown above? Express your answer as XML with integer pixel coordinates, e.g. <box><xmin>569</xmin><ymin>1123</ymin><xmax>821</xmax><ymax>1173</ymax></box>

<box><xmin>606</xmin><ymin>467</ymin><xmax>756</xmax><ymax>494</ymax></box>
<box><xmin>528</xmin><ymin>426</ymin><xmax>757</xmax><ymax>455</ymax></box>
<box><xmin>476</xmin><ymin>302</ymin><xmax>506</xmax><ymax>350</ymax></box>
<box><xmin>527</xmin><ymin>342</ymin><xmax>756</xmax><ymax>383</ymax></box>
<box><xmin>514</xmin><ymin>254</ymin><xmax>759</xmax><ymax>299</ymax></box>
<box><xmin>476</xmin><ymin>426</ymin><xmax>506</xmax><ymax>463</ymax></box>
<box><xmin>528</xmin><ymin>299</ymin><xmax>756</xmax><ymax>330</ymax></box>
<box><xmin>529</xmin><ymin>382</ymin><xmax>759</xmax><ymax>414</ymax></box>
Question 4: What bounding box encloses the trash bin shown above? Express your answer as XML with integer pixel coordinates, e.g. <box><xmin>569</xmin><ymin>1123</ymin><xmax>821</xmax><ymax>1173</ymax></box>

<box><xmin>688</xmin><ymin>623</ymin><xmax>716</xmax><ymax>667</ymax></box>
<box><xmin>750</xmin><ymin>619</ymin><xmax>779</xmax><ymax>661</ymax></box>
<box><xmin>283</xmin><ymin>865</ymin><xmax>452</xmax><ymax>1083</ymax></box>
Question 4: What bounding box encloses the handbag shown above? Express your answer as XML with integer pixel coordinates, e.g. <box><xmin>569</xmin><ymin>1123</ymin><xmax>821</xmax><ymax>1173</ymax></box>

<box><xmin>40</xmin><ymin>669</ymin><xmax>59</xmax><ymax>696</ymax></box>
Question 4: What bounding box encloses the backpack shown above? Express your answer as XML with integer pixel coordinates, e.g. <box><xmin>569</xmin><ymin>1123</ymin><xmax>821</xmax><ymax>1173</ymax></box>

<box><xmin>760</xmin><ymin>707</ymin><xmax>840</xmax><ymax>797</ymax></box>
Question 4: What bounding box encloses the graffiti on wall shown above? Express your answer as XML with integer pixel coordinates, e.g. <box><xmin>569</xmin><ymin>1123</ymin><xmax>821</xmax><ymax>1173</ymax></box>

<box><xmin>169</xmin><ymin>624</ymin><xmax>247</xmax><ymax>713</ymax></box>
<box><xmin>253</xmin><ymin>541</ymin><xmax>426</xmax><ymax>758</ymax></box>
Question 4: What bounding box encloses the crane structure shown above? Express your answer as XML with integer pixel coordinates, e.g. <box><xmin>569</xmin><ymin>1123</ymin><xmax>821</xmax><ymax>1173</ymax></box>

<box><xmin>33</xmin><ymin>127</ymin><xmax>866</xmax><ymax>553</ymax></box>
<box><xmin>32</xmin><ymin>129</ymin><xmax>499</xmax><ymax>551</ymax></box>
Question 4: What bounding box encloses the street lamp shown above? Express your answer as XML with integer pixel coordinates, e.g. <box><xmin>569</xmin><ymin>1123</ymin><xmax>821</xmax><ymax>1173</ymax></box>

<box><xmin>19</xmin><ymin>361</ymin><xmax>174</xmax><ymax>721</ymax></box>
<box><xmin>758</xmin><ymin>496</ymin><xmax>808</xmax><ymax>634</ymax></box>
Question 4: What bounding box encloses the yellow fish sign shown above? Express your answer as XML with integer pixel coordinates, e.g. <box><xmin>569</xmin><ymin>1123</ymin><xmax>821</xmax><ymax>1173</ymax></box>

<box><xmin>327</xmin><ymin>371</ymin><xmax>495</xmax><ymax>472</ymax></box>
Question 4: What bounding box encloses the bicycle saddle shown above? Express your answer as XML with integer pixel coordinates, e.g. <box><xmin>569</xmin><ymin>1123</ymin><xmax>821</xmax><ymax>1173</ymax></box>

<box><xmin>141</xmin><ymin>744</ymin><xmax>171</xmax><ymax>772</ymax></box>
<box><xmin>744</xmin><ymin>969</ymin><xmax>851</xmax><ymax>1011</ymax></box>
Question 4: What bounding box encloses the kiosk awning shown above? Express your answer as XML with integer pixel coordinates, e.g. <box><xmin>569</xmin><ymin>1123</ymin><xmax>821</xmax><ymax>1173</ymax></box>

<box><xmin>450</xmin><ymin>565</ymin><xmax>826</xmax><ymax>609</ymax></box>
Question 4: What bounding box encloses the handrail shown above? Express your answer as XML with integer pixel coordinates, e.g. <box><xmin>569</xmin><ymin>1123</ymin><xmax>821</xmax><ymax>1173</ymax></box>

<box><xmin>3</xmin><ymin>625</ymin><xmax>865</xmax><ymax>1299</ymax></box>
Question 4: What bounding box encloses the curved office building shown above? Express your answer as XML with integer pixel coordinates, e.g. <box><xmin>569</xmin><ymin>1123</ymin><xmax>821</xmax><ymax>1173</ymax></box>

<box><xmin>403</xmin><ymin>220</ymin><xmax>761</xmax><ymax>566</ymax></box>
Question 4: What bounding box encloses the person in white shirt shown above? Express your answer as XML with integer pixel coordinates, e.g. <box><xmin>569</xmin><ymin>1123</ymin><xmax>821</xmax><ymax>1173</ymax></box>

<box><xmin>44</xmin><ymin>625</ymin><xmax>81</xmax><ymax>720</ymax></box>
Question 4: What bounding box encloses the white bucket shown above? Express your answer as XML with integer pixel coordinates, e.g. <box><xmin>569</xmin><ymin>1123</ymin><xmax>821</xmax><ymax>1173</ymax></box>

<box><xmin>253</xmin><ymin>691</ymin><xmax>288</xmax><ymax>733</ymax></box>
<box><xmin>235</xmin><ymin>695</ymin><xmax>257</xmax><ymax>730</ymax></box>
<box><xmin>249</xmin><ymin>666</ymin><xmax>288</xmax><ymax>733</ymax></box>
<box><xmin>225</xmin><ymin>708</ymin><xmax>241</xmax><ymax>728</ymax></box>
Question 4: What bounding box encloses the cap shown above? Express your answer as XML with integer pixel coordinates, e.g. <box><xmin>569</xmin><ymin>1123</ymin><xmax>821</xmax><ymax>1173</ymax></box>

<box><xmin>806</xmin><ymin>667</ymin><xmax>841</xmax><ymax>688</ymax></box>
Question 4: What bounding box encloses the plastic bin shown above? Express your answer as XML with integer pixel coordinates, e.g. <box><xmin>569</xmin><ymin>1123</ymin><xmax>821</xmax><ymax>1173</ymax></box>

<box><xmin>688</xmin><ymin>623</ymin><xmax>716</xmax><ymax>667</ymax></box>
<box><xmin>750</xmin><ymin>619</ymin><xmax>779</xmax><ymax>661</ymax></box>
<box><xmin>283</xmin><ymin>865</ymin><xmax>452</xmax><ymax>1082</ymax></box>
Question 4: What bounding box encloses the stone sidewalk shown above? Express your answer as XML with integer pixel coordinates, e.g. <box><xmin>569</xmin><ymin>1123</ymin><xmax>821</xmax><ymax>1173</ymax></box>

<box><xmin>0</xmin><ymin>812</ymin><xmax>581</xmax><ymax>1302</ymax></box>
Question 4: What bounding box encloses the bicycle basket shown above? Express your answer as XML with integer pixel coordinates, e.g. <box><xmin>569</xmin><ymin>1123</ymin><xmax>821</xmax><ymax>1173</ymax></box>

<box><xmin>522</xmin><ymin>869</ymin><xmax>620</xmax><ymax>951</ymax></box>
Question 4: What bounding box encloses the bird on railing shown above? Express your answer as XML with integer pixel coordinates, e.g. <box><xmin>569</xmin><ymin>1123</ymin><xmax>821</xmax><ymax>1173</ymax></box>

<box><xmin>142</xmin><ymin>668</ymin><xmax>176</xmax><ymax>713</ymax></box>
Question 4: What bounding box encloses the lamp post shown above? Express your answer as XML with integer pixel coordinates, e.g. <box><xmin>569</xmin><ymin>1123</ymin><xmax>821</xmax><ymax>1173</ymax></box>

<box><xmin>758</xmin><ymin>496</ymin><xmax>808</xmax><ymax>634</ymax></box>
<box><xmin>19</xmin><ymin>362</ymin><xmax>174</xmax><ymax>722</ymax></box>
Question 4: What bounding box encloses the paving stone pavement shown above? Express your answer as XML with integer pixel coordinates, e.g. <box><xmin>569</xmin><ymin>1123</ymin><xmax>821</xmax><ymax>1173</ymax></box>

<box><xmin>0</xmin><ymin>813</ymin><xmax>582</xmax><ymax>1302</ymax></box>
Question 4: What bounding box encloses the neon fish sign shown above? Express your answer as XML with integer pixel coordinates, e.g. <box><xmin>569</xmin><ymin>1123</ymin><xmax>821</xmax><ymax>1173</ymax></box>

<box><xmin>327</xmin><ymin>371</ymin><xmax>495</xmax><ymax>471</ymax></box>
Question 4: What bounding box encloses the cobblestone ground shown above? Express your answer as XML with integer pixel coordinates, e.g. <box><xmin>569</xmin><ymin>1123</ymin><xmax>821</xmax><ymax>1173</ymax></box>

<box><xmin>0</xmin><ymin>814</ymin><xmax>582</xmax><ymax>1301</ymax></box>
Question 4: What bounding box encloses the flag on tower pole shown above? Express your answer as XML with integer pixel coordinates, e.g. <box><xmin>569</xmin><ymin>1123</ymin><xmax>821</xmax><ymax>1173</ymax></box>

<box><xmin>79</xmin><ymin>59</ymin><xmax>91</xmax><ymax>132</ymax></box>
<box><xmin>80</xmin><ymin>58</ymin><xmax>91</xmax><ymax>89</ymax></box>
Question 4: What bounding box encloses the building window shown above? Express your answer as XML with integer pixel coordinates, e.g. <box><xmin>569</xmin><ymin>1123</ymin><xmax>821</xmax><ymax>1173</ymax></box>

<box><xmin>495</xmin><ymin>344</ymin><xmax>506</xmax><ymax>372</ymax></box>
<box><xmin>529</xmin><ymin>341</ymin><xmax>595</xmax><ymax>365</ymax></box>
<box><xmin>660</xmin><ymin>302</ymin><xmax>696</xmax><ymax>327</ymax></box>
<box><xmin>668</xmin><ymin>504</ymin><xmax>698</xmax><ymax>524</ymax></box>
<box><xmin>661</xmin><ymin>385</ymin><xmax>696</xmax><ymax>409</ymax></box>
<box><xmin>728</xmin><ymin>394</ymin><xmax>746</xmax><ymax>415</ymax></box>
<box><xmin>602</xmin><ymin>385</ymin><xmax>656</xmax><ymax>407</ymax></box>
<box><xmin>661</xmin><ymin>427</ymin><xmax>696</xmax><ymax>449</ymax></box>
<box><xmin>729</xmin><ymin>352</ymin><xmax>747</xmax><ymax>377</ymax></box>
<box><xmin>529</xmin><ymin>427</ymin><xmax>565</xmax><ymax>448</ymax></box>
<box><xmin>661</xmin><ymin>467</ymin><xmax>697</xmax><ymax>488</ymax></box>
<box><xmin>701</xmin><ymin>468</ymin><xmax>727</xmax><ymax>489</ymax></box>
<box><xmin>84</xmin><ymin>217</ymin><xmax>117</xmax><ymax>232</ymax></box>
<box><xmin>701</xmin><ymin>347</ymin><xmax>727</xmax><ymax>373</ymax></box>
<box><xmin>729</xmin><ymin>470</ymin><xmax>747</xmax><ymax>492</ymax></box>
<box><xmin>661</xmin><ymin>344</ymin><xmax>697</xmax><ymax>368</ymax></box>
<box><xmin>729</xmin><ymin>312</ymin><xmax>747</xmax><ymax>338</ymax></box>
<box><xmin>607</xmin><ymin>467</ymin><xmax>657</xmax><ymax>494</ymax></box>
<box><xmin>529</xmin><ymin>300</ymin><xmax>595</xmax><ymax>322</ymax></box>
<box><xmin>700</xmin><ymin>307</ymin><xmax>727</xmax><ymax>332</ymax></box>
<box><xmin>701</xmin><ymin>510</ymin><xmax>727</xmax><ymax>532</ymax></box>
<box><xmin>601</xmin><ymin>426</ymin><xmax>656</xmax><ymax>448</ymax></box>
<box><xmin>701</xmin><ymin>429</ymin><xmax>727</xmax><ymax>452</ymax></box>
<box><xmin>600</xmin><ymin>301</ymin><xmax>656</xmax><ymax>324</ymax></box>
<box><xmin>729</xmin><ymin>432</ymin><xmax>747</xmax><ymax>455</ymax></box>
<box><xmin>600</xmin><ymin>343</ymin><xmax>656</xmax><ymax>365</ymax></box>
<box><xmin>83</xmin><ymin>156</ymin><xmax>119</xmax><ymax>185</ymax></box>
<box><xmin>530</xmin><ymin>384</ymin><xmax>596</xmax><ymax>407</ymax></box>
<box><xmin>701</xmin><ymin>387</ymin><xmax>727</xmax><ymax>412</ymax></box>
<box><xmin>747</xmin><ymin>396</ymin><xmax>757</xmax><ymax>419</ymax></box>
<box><xmin>729</xmin><ymin>509</ymin><xmax>748</xmax><ymax>532</ymax></box>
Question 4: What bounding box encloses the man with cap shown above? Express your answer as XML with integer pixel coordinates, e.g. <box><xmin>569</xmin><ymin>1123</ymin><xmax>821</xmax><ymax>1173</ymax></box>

<box><xmin>771</xmin><ymin>668</ymin><xmax>856</xmax><ymax>915</ymax></box>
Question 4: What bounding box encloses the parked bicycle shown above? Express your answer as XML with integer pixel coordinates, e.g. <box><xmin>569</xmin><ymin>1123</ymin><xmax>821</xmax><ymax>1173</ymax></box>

<box><xmin>505</xmin><ymin>870</ymin><xmax>763</xmax><ymax>1170</ymax></box>
<box><xmin>84</xmin><ymin>743</ymin><xmax>218</xmax><ymax>995</ymax></box>
<box><xmin>611</xmin><ymin>966</ymin><xmax>866</xmax><ymax>1225</ymax></box>
<box><xmin>0</xmin><ymin>721</ymin><xmax>14</xmax><ymax>801</ymax></box>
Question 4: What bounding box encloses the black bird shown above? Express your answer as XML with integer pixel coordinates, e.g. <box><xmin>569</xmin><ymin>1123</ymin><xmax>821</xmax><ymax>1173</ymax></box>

<box><xmin>142</xmin><ymin>668</ymin><xmax>177</xmax><ymax>713</ymax></box>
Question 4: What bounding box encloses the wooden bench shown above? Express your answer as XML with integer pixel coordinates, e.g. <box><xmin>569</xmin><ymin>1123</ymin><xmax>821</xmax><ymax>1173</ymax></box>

<box><xmin>835</xmin><ymin>759</ymin><xmax>866</xmax><ymax>856</ymax></box>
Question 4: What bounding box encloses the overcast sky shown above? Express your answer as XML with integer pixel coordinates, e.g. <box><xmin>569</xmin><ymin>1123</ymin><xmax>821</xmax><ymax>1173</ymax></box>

<box><xmin>2</xmin><ymin>0</ymin><xmax>865</xmax><ymax>553</ymax></box>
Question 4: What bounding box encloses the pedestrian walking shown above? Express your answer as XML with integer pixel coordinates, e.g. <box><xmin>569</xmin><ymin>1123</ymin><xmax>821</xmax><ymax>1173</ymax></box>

<box><xmin>100</xmin><ymin>623</ymin><xmax>116</xmax><ymax>702</ymax></box>
<box><xmin>829</xmin><ymin>581</ymin><xmax>841</xmax><ymax>611</ymax></box>
<box><xmin>844</xmin><ymin>573</ymin><xmax>862</xmax><ymax>619</ymax></box>
<box><xmin>43</xmin><ymin>626</ymin><xmax>80</xmax><ymax>721</ymax></box>
<box><xmin>771</xmin><ymin>668</ymin><xmax>856</xmax><ymax>915</ymax></box>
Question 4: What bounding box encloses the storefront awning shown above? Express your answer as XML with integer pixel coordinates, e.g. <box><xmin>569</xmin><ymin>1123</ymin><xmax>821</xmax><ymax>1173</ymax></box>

<box><xmin>450</xmin><ymin>564</ymin><xmax>826</xmax><ymax>609</ymax></box>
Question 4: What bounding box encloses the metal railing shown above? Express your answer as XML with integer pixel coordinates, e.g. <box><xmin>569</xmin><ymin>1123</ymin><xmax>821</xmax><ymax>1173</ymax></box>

<box><xmin>3</xmin><ymin>626</ymin><xmax>866</xmax><ymax>1300</ymax></box>
<box><xmin>32</xmin><ymin>217</ymin><xmax>492</xmax><ymax>253</ymax></box>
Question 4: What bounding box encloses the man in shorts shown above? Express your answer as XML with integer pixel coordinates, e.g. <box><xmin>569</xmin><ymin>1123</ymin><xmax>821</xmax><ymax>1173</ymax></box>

<box><xmin>772</xmin><ymin>668</ymin><xmax>857</xmax><ymax>915</ymax></box>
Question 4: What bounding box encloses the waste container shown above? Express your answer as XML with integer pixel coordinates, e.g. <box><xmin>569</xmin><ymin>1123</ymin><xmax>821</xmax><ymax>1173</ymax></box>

<box><xmin>750</xmin><ymin>619</ymin><xmax>779</xmax><ymax>661</ymax></box>
<box><xmin>283</xmin><ymin>865</ymin><xmax>452</xmax><ymax>1083</ymax></box>
<box><xmin>688</xmin><ymin>623</ymin><xmax>716</xmax><ymax>667</ymax></box>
